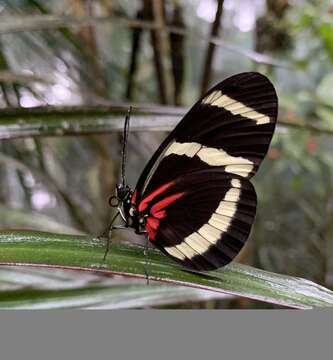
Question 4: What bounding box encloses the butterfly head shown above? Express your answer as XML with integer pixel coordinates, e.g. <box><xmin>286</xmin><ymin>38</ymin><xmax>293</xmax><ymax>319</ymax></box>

<box><xmin>117</xmin><ymin>184</ymin><xmax>132</xmax><ymax>201</ymax></box>
<box><xmin>108</xmin><ymin>184</ymin><xmax>132</xmax><ymax>209</ymax></box>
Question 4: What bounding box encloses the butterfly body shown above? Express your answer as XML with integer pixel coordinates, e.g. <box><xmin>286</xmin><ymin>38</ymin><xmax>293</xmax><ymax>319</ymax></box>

<box><xmin>112</xmin><ymin>72</ymin><xmax>278</xmax><ymax>271</ymax></box>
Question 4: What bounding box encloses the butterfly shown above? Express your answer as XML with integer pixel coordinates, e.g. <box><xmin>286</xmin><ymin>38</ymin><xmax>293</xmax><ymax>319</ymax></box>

<box><xmin>104</xmin><ymin>72</ymin><xmax>278</xmax><ymax>271</ymax></box>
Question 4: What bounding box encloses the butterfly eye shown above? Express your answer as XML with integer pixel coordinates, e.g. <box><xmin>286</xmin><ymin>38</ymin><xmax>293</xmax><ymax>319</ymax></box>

<box><xmin>108</xmin><ymin>195</ymin><xmax>120</xmax><ymax>207</ymax></box>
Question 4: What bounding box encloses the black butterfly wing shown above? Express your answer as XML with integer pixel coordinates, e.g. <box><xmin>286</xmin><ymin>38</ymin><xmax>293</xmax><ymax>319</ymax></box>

<box><xmin>137</xmin><ymin>170</ymin><xmax>256</xmax><ymax>270</ymax></box>
<box><xmin>133</xmin><ymin>72</ymin><xmax>277</xmax><ymax>270</ymax></box>
<box><xmin>136</xmin><ymin>72</ymin><xmax>277</xmax><ymax>194</ymax></box>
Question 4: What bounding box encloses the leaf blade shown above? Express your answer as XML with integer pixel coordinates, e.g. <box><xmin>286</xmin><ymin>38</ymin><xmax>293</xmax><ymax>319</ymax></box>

<box><xmin>0</xmin><ymin>230</ymin><xmax>333</xmax><ymax>309</ymax></box>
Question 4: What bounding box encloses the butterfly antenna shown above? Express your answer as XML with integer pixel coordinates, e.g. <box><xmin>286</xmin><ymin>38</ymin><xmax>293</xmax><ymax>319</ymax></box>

<box><xmin>121</xmin><ymin>106</ymin><xmax>131</xmax><ymax>187</ymax></box>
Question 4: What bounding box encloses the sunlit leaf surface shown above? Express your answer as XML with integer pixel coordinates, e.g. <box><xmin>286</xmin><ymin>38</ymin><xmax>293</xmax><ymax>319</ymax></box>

<box><xmin>1</xmin><ymin>231</ymin><xmax>333</xmax><ymax>309</ymax></box>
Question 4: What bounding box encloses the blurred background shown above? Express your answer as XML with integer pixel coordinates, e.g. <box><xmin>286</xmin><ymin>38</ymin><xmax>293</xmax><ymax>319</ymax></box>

<box><xmin>1</xmin><ymin>0</ymin><xmax>333</xmax><ymax>308</ymax></box>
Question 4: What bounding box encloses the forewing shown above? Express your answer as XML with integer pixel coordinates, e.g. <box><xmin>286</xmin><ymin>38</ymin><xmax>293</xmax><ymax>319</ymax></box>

<box><xmin>135</xmin><ymin>72</ymin><xmax>277</xmax><ymax>198</ymax></box>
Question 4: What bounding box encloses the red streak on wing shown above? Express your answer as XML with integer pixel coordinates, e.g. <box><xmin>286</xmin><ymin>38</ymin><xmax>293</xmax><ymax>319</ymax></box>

<box><xmin>153</xmin><ymin>210</ymin><xmax>166</xmax><ymax>219</ymax></box>
<box><xmin>147</xmin><ymin>217</ymin><xmax>159</xmax><ymax>230</ymax></box>
<box><xmin>138</xmin><ymin>181</ymin><xmax>174</xmax><ymax>212</ymax></box>
<box><xmin>150</xmin><ymin>192</ymin><xmax>185</xmax><ymax>216</ymax></box>
<box><xmin>146</xmin><ymin>192</ymin><xmax>186</xmax><ymax>241</ymax></box>
<box><xmin>139</xmin><ymin>183</ymin><xmax>185</xmax><ymax>242</ymax></box>
<box><xmin>146</xmin><ymin>217</ymin><xmax>159</xmax><ymax>240</ymax></box>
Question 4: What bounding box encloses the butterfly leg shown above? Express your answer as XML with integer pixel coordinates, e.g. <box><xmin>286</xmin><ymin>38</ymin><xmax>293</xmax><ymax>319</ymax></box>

<box><xmin>103</xmin><ymin>225</ymin><xmax>128</xmax><ymax>262</ymax></box>
<box><xmin>97</xmin><ymin>212</ymin><xmax>125</xmax><ymax>261</ymax></box>
<box><xmin>98</xmin><ymin>212</ymin><xmax>120</xmax><ymax>239</ymax></box>
<box><xmin>134</xmin><ymin>229</ymin><xmax>150</xmax><ymax>283</ymax></box>
<box><xmin>144</xmin><ymin>236</ymin><xmax>150</xmax><ymax>285</ymax></box>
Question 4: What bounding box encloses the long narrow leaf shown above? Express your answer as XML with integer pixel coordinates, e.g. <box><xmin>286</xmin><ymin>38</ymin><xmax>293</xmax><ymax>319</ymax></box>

<box><xmin>0</xmin><ymin>205</ymin><xmax>83</xmax><ymax>234</ymax></box>
<box><xmin>0</xmin><ymin>105</ymin><xmax>180</xmax><ymax>139</ymax></box>
<box><xmin>0</xmin><ymin>230</ymin><xmax>333</xmax><ymax>309</ymax></box>
<box><xmin>0</xmin><ymin>267</ymin><xmax>226</xmax><ymax>309</ymax></box>
<box><xmin>1</xmin><ymin>105</ymin><xmax>332</xmax><ymax>140</ymax></box>
<box><xmin>0</xmin><ymin>71</ymin><xmax>52</xmax><ymax>85</ymax></box>
<box><xmin>0</xmin><ymin>14</ymin><xmax>289</xmax><ymax>67</ymax></box>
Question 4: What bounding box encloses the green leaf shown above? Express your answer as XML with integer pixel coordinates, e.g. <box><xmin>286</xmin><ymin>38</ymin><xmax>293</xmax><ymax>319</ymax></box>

<box><xmin>0</xmin><ymin>267</ymin><xmax>226</xmax><ymax>309</ymax></box>
<box><xmin>0</xmin><ymin>205</ymin><xmax>83</xmax><ymax>234</ymax></box>
<box><xmin>1</xmin><ymin>230</ymin><xmax>333</xmax><ymax>309</ymax></box>
<box><xmin>0</xmin><ymin>71</ymin><xmax>52</xmax><ymax>85</ymax></box>
<box><xmin>317</xmin><ymin>73</ymin><xmax>333</xmax><ymax>106</ymax></box>
<box><xmin>318</xmin><ymin>22</ymin><xmax>333</xmax><ymax>63</ymax></box>
<box><xmin>316</xmin><ymin>106</ymin><xmax>333</xmax><ymax>128</ymax></box>
<box><xmin>1</xmin><ymin>105</ymin><xmax>333</xmax><ymax>140</ymax></box>
<box><xmin>0</xmin><ymin>105</ymin><xmax>180</xmax><ymax>139</ymax></box>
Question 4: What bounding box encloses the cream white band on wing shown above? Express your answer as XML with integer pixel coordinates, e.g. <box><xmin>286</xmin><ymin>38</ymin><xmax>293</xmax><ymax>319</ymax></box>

<box><xmin>164</xmin><ymin>185</ymin><xmax>241</xmax><ymax>261</ymax></box>
<box><xmin>145</xmin><ymin>91</ymin><xmax>267</xmax><ymax>192</ymax></box>
<box><xmin>164</xmin><ymin>142</ymin><xmax>254</xmax><ymax>177</ymax></box>
<box><xmin>203</xmin><ymin>91</ymin><xmax>271</xmax><ymax>125</ymax></box>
